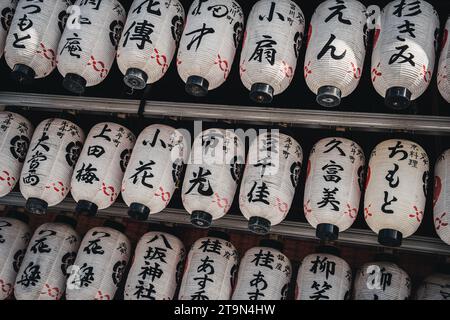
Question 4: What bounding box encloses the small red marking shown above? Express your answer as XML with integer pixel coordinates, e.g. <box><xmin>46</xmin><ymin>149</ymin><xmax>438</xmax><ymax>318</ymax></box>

<box><xmin>435</xmin><ymin>212</ymin><xmax>448</xmax><ymax>230</ymax></box>
<box><xmin>87</xmin><ymin>55</ymin><xmax>108</xmax><ymax>78</ymax></box>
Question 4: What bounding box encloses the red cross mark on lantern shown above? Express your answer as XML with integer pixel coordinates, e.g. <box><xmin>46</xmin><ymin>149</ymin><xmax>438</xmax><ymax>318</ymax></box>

<box><xmin>437</xmin><ymin>66</ymin><xmax>448</xmax><ymax>86</ymax></box>
<box><xmin>421</xmin><ymin>65</ymin><xmax>432</xmax><ymax>83</ymax></box>
<box><xmin>364</xmin><ymin>204</ymin><xmax>373</xmax><ymax>219</ymax></box>
<box><xmin>87</xmin><ymin>56</ymin><xmax>108</xmax><ymax>78</ymax></box>
<box><xmin>275</xmin><ymin>197</ymin><xmax>288</xmax><ymax>214</ymax></box>
<box><xmin>0</xmin><ymin>170</ymin><xmax>15</xmax><ymax>189</ymax></box>
<box><xmin>347</xmin><ymin>62</ymin><xmax>361</xmax><ymax>79</ymax></box>
<box><xmin>304</xmin><ymin>61</ymin><xmax>312</xmax><ymax>78</ymax></box>
<box><xmin>151</xmin><ymin>49</ymin><xmax>168</xmax><ymax>74</ymax></box>
<box><xmin>239</xmin><ymin>63</ymin><xmax>246</xmax><ymax>77</ymax></box>
<box><xmin>435</xmin><ymin>212</ymin><xmax>448</xmax><ymax>230</ymax></box>
<box><xmin>408</xmin><ymin>205</ymin><xmax>423</xmax><ymax>222</ymax></box>
<box><xmin>282</xmin><ymin>61</ymin><xmax>293</xmax><ymax>78</ymax></box>
<box><xmin>45</xmin><ymin>181</ymin><xmax>67</xmax><ymax>197</ymax></box>
<box><xmin>371</xmin><ymin>62</ymin><xmax>382</xmax><ymax>82</ymax></box>
<box><xmin>36</xmin><ymin>43</ymin><xmax>57</xmax><ymax>67</ymax></box>
<box><xmin>101</xmin><ymin>183</ymin><xmax>117</xmax><ymax>203</ymax></box>
<box><xmin>40</xmin><ymin>284</ymin><xmax>61</xmax><ymax>299</ymax></box>
<box><xmin>0</xmin><ymin>279</ymin><xmax>12</xmax><ymax>297</ymax></box>
<box><xmin>303</xmin><ymin>199</ymin><xmax>312</xmax><ymax>216</ymax></box>
<box><xmin>212</xmin><ymin>192</ymin><xmax>230</xmax><ymax>213</ymax></box>
<box><xmin>345</xmin><ymin>203</ymin><xmax>357</xmax><ymax>219</ymax></box>
<box><xmin>154</xmin><ymin>186</ymin><xmax>171</xmax><ymax>206</ymax></box>
<box><xmin>95</xmin><ymin>290</ymin><xmax>110</xmax><ymax>300</ymax></box>
<box><xmin>215</xmin><ymin>54</ymin><xmax>229</xmax><ymax>79</ymax></box>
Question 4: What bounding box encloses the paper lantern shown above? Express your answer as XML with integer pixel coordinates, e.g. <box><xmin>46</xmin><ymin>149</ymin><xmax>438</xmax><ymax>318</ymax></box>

<box><xmin>57</xmin><ymin>0</ymin><xmax>126</xmax><ymax>94</ymax></box>
<box><xmin>239</xmin><ymin>0</ymin><xmax>305</xmax><ymax>103</ymax></box>
<box><xmin>4</xmin><ymin>0</ymin><xmax>70</xmax><ymax>82</ymax></box>
<box><xmin>295</xmin><ymin>247</ymin><xmax>352</xmax><ymax>300</ymax></box>
<box><xmin>177</xmin><ymin>0</ymin><xmax>244</xmax><ymax>97</ymax></box>
<box><xmin>239</xmin><ymin>131</ymin><xmax>303</xmax><ymax>234</ymax></box>
<box><xmin>415</xmin><ymin>272</ymin><xmax>450</xmax><ymax>300</ymax></box>
<box><xmin>71</xmin><ymin>122</ymin><xmax>135</xmax><ymax>216</ymax></box>
<box><xmin>178</xmin><ymin>231</ymin><xmax>238</xmax><ymax>300</ymax></box>
<box><xmin>19</xmin><ymin>118</ymin><xmax>84</xmax><ymax>215</ymax></box>
<box><xmin>182</xmin><ymin>129</ymin><xmax>245</xmax><ymax>228</ymax></box>
<box><xmin>124</xmin><ymin>230</ymin><xmax>186</xmax><ymax>300</ymax></box>
<box><xmin>122</xmin><ymin>124</ymin><xmax>188</xmax><ymax>221</ymax></box>
<box><xmin>437</xmin><ymin>17</ymin><xmax>450</xmax><ymax>103</ymax></box>
<box><xmin>304</xmin><ymin>137</ymin><xmax>365</xmax><ymax>240</ymax></box>
<box><xmin>0</xmin><ymin>211</ymin><xmax>30</xmax><ymax>300</ymax></box>
<box><xmin>304</xmin><ymin>0</ymin><xmax>367</xmax><ymax>107</ymax></box>
<box><xmin>364</xmin><ymin>139</ymin><xmax>429</xmax><ymax>247</ymax></box>
<box><xmin>0</xmin><ymin>0</ymin><xmax>18</xmax><ymax>58</ymax></box>
<box><xmin>0</xmin><ymin>112</ymin><xmax>33</xmax><ymax>198</ymax></box>
<box><xmin>433</xmin><ymin>149</ymin><xmax>450</xmax><ymax>245</ymax></box>
<box><xmin>232</xmin><ymin>239</ymin><xmax>291</xmax><ymax>300</ymax></box>
<box><xmin>371</xmin><ymin>0</ymin><xmax>439</xmax><ymax>110</ymax></box>
<box><xmin>14</xmin><ymin>215</ymin><xmax>79</xmax><ymax>300</ymax></box>
<box><xmin>117</xmin><ymin>0</ymin><xmax>185</xmax><ymax>90</ymax></box>
<box><xmin>65</xmin><ymin>220</ymin><xmax>131</xmax><ymax>300</ymax></box>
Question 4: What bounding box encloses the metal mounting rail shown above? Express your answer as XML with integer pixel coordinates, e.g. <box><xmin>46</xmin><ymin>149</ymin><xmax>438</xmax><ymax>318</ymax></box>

<box><xmin>1</xmin><ymin>192</ymin><xmax>448</xmax><ymax>256</ymax></box>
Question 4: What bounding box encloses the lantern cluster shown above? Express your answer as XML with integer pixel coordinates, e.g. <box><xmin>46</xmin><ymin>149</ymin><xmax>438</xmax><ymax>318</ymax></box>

<box><xmin>0</xmin><ymin>0</ymin><xmax>18</xmax><ymax>58</ymax></box>
<box><xmin>433</xmin><ymin>149</ymin><xmax>450</xmax><ymax>245</ymax></box>
<box><xmin>415</xmin><ymin>272</ymin><xmax>450</xmax><ymax>300</ymax></box>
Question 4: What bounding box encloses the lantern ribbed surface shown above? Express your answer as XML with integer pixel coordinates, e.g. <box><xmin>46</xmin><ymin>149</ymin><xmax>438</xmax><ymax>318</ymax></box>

<box><xmin>182</xmin><ymin>129</ymin><xmax>245</xmax><ymax>228</ymax></box>
<box><xmin>122</xmin><ymin>124</ymin><xmax>187</xmax><ymax>221</ymax></box>
<box><xmin>0</xmin><ymin>112</ymin><xmax>33</xmax><ymax>198</ymax></box>
<box><xmin>433</xmin><ymin>149</ymin><xmax>450</xmax><ymax>245</ymax></box>
<box><xmin>364</xmin><ymin>139</ymin><xmax>429</xmax><ymax>247</ymax></box>
<box><xmin>5</xmin><ymin>0</ymin><xmax>70</xmax><ymax>81</ymax></box>
<box><xmin>371</xmin><ymin>0</ymin><xmax>439</xmax><ymax>109</ymax></box>
<box><xmin>415</xmin><ymin>273</ymin><xmax>450</xmax><ymax>300</ymax></box>
<box><xmin>15</xmin><ymin>220</ymin><xmax>80</xmax><ymax>300</ymax></box>
<box><xmin>19</xmin><ymin>118</ymin><xmax>84</xmax><ymax>215</ymax></box>
<box><xmin>0</xmin><ymin>215</ymin><xmax>30</xmax><ymax>300</ymax></box>
<box><xmin>124</xmin><ymin>231</ymin><xmax>186</xmax><ymax>300</ymax></box>
<box><xmin>66</xmin><ymin>225</ymin><xmax>131</xmax><ymax>300</ymax></box>
<box><xmin>117</xmin><ymin>0</ymin><xmax>185</xmax><ymax>90</ymax></box>
<box><xmin>239</xmin><ymin>131</ymin><xmax>303</xmax><ymax>235</ymax></box>
<box><xmin>295</xmin><ymin>252</ymin><xmax>352</xmax><ymax>300</ymax></box>
<box><xmin>239</xmin><ymin>0</ymin><xmax>305</xmax><ymax>103</ymax></box>
<box><xmin>304</xmin><ymin>0</ymin><xmax>367</xmax><ymax>107</ymax></box>
<box><xmin>0</xmin><ymin>0</ymin><xmax>18</xmax><ymax>58</ymax></box>
<box><xmin>57</xmin><ymin>0</ymin><xmax>126</xmax><ymax>93</ymax></box>
<box><xmin>177</xmin><ymin>0</ymin><xmax>244</xmax><ymax>96</ymax></box>
<box><xmin>437</xmin><ymin>16</ymin><xmax>450</xmax><ymax>103</ymax></box>
<box><xmin>178</xmin><ymin>235</ymin><xmax>238</xmax><ymax>300</ymax></box>
<box><xmin>304</xmin><ymin>137</ymin><xmax>365</xmax><ymax>240</ymax></box>
<box><xmin>71</xmin><ymin>122</ymin><xmax>136</xmax><ymax>215</ymax></box>
<box><xmin>353</xmin><ymin>261</ymin><xmax>411</xmax><ymax>300</ymax></box>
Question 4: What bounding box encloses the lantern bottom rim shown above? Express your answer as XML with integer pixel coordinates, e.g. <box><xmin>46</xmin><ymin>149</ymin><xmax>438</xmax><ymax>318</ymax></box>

<box><xmin>75</xmin><ymin>200</ymin><xmax>98</xmax><ymax>216</ymax></box>
<box><xmin>378</xmin><ymin>228</ymin><xmax>403</xmax><ymax>247</ymax></box>
<box><xmin>186</xmin><ymin>75</ymin><xmax>209</xmax><ymax>97</ymax></box>
<box><xmin>385</xmin><ymin>87</ymin><xmax>411</xmax><ymax>110</ymax></box>
<box><xmin>124</xmin><ymin>68</ymin><xmax>148</xmax><ymax>90</ymax></box>
<box><xmin>316</xmin><ymin>223</ymin><xmax>339</xmax><ymax>241</ymax></box>
<box><xmin>248</xmin><ymin>216</ymin><xmax>271</xmax><ymax>235</ymax></box>
<box><xmin>128</xmin><ymin>202</ymin><xmax>150</xmax><ymax>221</ymax></box>
<box><xmin>63</xmin><ymin>73</ymin><xmax>87</xmax><ymax>95</ymax></box>
<box><xmin>11</xmin><ymin>64</ymin><xmax>35</xmax><ymax>84</ymax></box>
<box><xmin>250</xmin><ymin>83</ymin><xmax>274</xmax><ymax>104</ymax></box>
<box><xmin>191</xmin><ymin>210</ymin><xmax>213</xmax><ymax>229</ymax></box>
<box><xmin>25</xmin><ymin>197</ymin><xmax>48</xmax><ymax>215</ymax></box>
<box><xmin>317</xmin><ymin>86</ymin><xmax>342</xmax><ymax>108</ymax></box>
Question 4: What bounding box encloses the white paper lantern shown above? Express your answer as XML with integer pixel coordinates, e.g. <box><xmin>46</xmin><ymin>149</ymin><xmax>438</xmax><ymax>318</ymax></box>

<box><xmin>0</xmin><ymin>0</ymin><xmax>18</xmax><ymax>58</ymax></box>
<box><xmin>15</xmin><ymin>215</ymin><xmax>80</xmax><ymax>300</ymax></box>
<box><xmin>117</xmin><ymin>0</ymin><xmax>185</xmax><ymax>90</ymax></box>
<box><xmin>364</xmin><ymin>139</ymin><xmax>429</xmax><ymax>247</ymax></box>
<box><xmin>433</xmin><ymin>149</ymin><xmax>450</xmax><ymax>245</ymax></box>
<box><xmin>239</xmin><ymin>131</ymin><xmax>303</xmax><ymax>234</ymax></box>
<box><xmin>0</xmin><ymin>112</ymin><xmax>33</xmax><ymax>198</ymax></box>
<box><xmin>304</xmin><ymin>0</ymin><xmax>367</xmax><ymax>107</ymax></box>
<box><xmin>0</xmin><ymin>211</ymin><xmax>31</xmax><ymax>300</ymax></box>
<box><xmin>304</xmin><ymin>137</ymin><xmax>365</xmax><ymax>240</ymax></box>
<box><xmin>182</xmin><ymin>128</ymin><xmax>245</xmax><ymax>228</ymax></box>
<box><xmin>19</xmin><ymin>118</ymin><xmax>84</xmax><ymax>215</ymax></box>
<box><xmin>177</xmin><ymin>0</ymin><xmax>244</xmax><ymax>97</ymax></box>
<box><xmin>57</xmin><ymin>0</ymin><xmax>126</xmax><ymax>94</ymax></box>
<box><xmin>415</xmin><ymin>272</ymin><xmax>450</xmax><ymax>300</ymax></box>
<box><xmin>66</xmin><ymin>220</ymin><xmax>131</xmax><ymax>300</ymax></box>
<box><xmin>437</xmin><ymin>17</ymin><xmax>450</xmax><ymax>103</ymax></box>
<box><xmin>353</xmin><ymin>260</ymin><xmax>411</xmax><ymax>300</ymax></box>
<box><xmin>371</xmin><ymin>0</ymin><xmax>439</xmax><ymax>110</ymax></box>
<box><xmin>178</xmin><ymin>231</ymin><xmax>238</xmax><ymax>300</ymax></box>
<box><xmin>124</xmin><ymin>230</ymin><xmax>186</xmax><ymax>300</ymax></box>
<box><xmin>239</xmin><ymin>0</ymin><xmax>305</xmax><ymax>104</ymax></box>
<box><xmin>232</xmin><ymin>240</ymin><xmax>291</xmax><ymax>300</ymax></box>
<box><xmin>122</xmin><ymin>124</ymin><xmax>188</xmax><ymax>220</ymax></box>
<box><xmin>71</xmin><ymin>122</ymin><xmax>136</xmax><ymax>216</ymax></box>
<box><xmin>4</xmin><ymin>0</ymin><xmax>70</xmax><ymax>82</ymax></box>
<box><xmin>295</xmin><ymin>249</ymin><xmax>352</xmax><ymax>300</ymax></box>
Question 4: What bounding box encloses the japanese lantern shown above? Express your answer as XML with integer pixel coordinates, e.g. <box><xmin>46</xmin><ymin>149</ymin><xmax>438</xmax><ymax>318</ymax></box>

<box><xmin>240</xmin><ymin>0</ymin><xmax>305</xmax><ymax>104</ymax></box>
<box><xmin>364</xmin><ymin>139</ymin><xmax>429</xmax><ymax>247</ymax></box>
<box><xmin>0</xmin><ymin>112</ymin><xmax>33</xmax><ymax>198</ymax></box>
<box><xmin>57</xmin><ymin>0</ymin><xmax>126</xmax><ymax>94</ymax></box>
<box><xmin>65</xmin><ymin>220</ymin><xmax>131</xmax><ymax>300</ymax></box>
<box><xmin>415</xmin><ymin>272</ymin><xmax>450</xmax><ymax>300</ymax></box>
<box><xmin>304</xmin><ymin>0</ymin><xmax>367</xmax><ymax>108</ymax></box>
<box><xmin>232</xmin><ymin>239</ymin><xmax>291</xmax><ymax>300</ymax></box>
<box><xmin>433</xmin><ymin>149</ymin><xmax>450</xmax><ymax>245</ymax></box>
<box><xmin>371</xmin><ymin>0</ymin><xmax>439</xmax><ymax>110</ymax></box>
<box><xmin>14</xmin><ymin>215</ymin><xmax>80</xmax><ymax>300</ymax></box>
<box><xmin>122</xmin><ymin>124</ymin><xmax>188</xmax><ymax>221</ymax></box>
<box><xmin>124</xmin><ymin>230</ymin><xmax>186</xmax><ymax>300</ymax></box>
<box><xmin>239</xmin><ymin>131</ymin><xmax>303</xmax><ymax>235</ymax></box>
<box><xmin>177</xmin><ymin>0</ymin><xmax>244</xmax><ymax>97</ymax></box>
<box><xmin>4</xmin><ymin>0</ymin><xmax>70</xmax><ymax>82</ymax></box>
<box><xmin>0</xmin><ymin>211</ymin><xmax>30</xmax><ymax>300</ymax></box>
<box><xmin>71</xmin><ymin>122</ymin><xmax>136</xmax><ymax>216</ymax></box>
<box><xmin>437</xmin><ymin>16</ymin><xmax>450</xmax><ymax>103</ymax></box>
<box><xmin>295</xmin><ymin>247</ymin><xmax>352</xmax><ymax>300</ymax></box>
<box><xmin>117</xmin><ymin>0</ymin><xmax>185</xmax><ymax>90</ymax></box>
<box><xmin>182</xmin><ymin>129</ymin><xmax>245</xmax><ymax>228</ymax></box>
<box><xmin>304</xmin><ymin>137</ymin><xmax>365</xmax><ymax>241</ymax></box>
<box><xmin>20</xmin><ymin>118</ymin><xmax>84</xmax><ymax>215</ymax></box>
<box><xmin>0</xmin><ymin>0</ymin><xmax>18</xmax><ymax>58</ymax></box>
<box><xmin>178</xmin><ymin>231</ymin><xmax>238</xmax><ymax>300</ymax></box>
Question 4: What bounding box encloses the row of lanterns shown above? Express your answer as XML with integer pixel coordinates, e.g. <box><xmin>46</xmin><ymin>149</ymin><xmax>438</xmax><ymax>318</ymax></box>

<box><xmin>0</xmin><ymin>213</ymin><xmax>448</xmax><ymax>300</ymax></box>
<box><xmin>0</xmin><ymin>111</ymin><xmax>449</xmax><ymax>248</ymax></box>
<box><xmin>0</xmin><ymin>0</ymin><xmax>449</xmax><ymax>108</ymax></box>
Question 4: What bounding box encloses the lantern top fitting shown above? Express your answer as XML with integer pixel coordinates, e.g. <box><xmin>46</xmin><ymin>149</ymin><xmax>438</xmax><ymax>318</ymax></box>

<box><xmin>191</xmin><ymin>210</ymin><xmax>214</xmax><ymax>228</ymax></box>
<box><xmin>103</xmin><ymin>219</ymin><xmax>126</xmax><ymax>233</ymax></box>
<box><xmin>5</xmin><ymin>210</ymin><xmax>29</xmax><ymax>224</ymax></box>
<box><xmin>26</xmin><ymin>197</ymin><xmax>48</xmax><ymax>216</ymax></box>
<box><xmin>250</xmin><ymin>83</ymin><xmax>275</xmax><ymax>105</ymax></box>
<box><xmin>207</xmin><ymin>229</ymin><xmax>230</xmax><ymax>242</ymax></box>
<box><xmin>76</xmin><ymin>199</ymin><xmax>98</xmax><ymax>217</ymax></box>
<box><xmin>248</xmin><ymin>216</ymin><xmax>272</xmax><ymax>235</ymax></box>
<box><xmin>54</xmin><ymin>214</ymin><xmax>77</xmax><ymax>229</ymax></box>
<box><xmin>11</xmin><ymin>64</ymin><xmax>36</xmax><ymax>84</ymax></box>
<box><xmin>128</xmin><ymin>202</ymin><xmax>151</xmax><ymax>221</ymax></box>
<box><xmin>317</xmin><ymin>86</ymin><xmax>343</xmax><ymax>109</ymax></box>
<box><xmin>63</xmin><ymin>73</ymin><xmax>88</xmax><ymax>95</ymax></box>
<box><xmin>259</xmin><ymin>239</ymin><xmax>284</xmax><ymax>252</ymax></box>
<box><xmin>385</xmin><ymin>86</ymin><xmax>412</xmax><ymax>111</ymax></box>
<box><xmin>186</xmin><ymin>76</ymin><xmax>210</xmax><ymax>98</ymax></box>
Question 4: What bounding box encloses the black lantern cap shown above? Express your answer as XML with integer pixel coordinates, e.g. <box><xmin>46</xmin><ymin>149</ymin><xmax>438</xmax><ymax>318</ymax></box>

<box><xmin>378</xmin><ymin>228</ymin><xmax>403</xmax><ymax>247</ymax></box>
<box><xmin>248</xmin><ymin>216</ymin><xmax>271</xmax><ymax>235</ymax></box>
<box><xmin>11</xmin><ymin>64</ymin><xmax>35</xmax><ymax>84</ymax></box>
<box><xmin>124</xmin><ymin>68</ymin><xmax>148</xmax><ymax>90</ymax></box>
<box><xmin>185</xmin><ymin>75</ymin><xmax>209</xmax><ymax>97</ymax></box>
<box><xmin>128</xmin><ymin>203</ymin><xmax>150</xmax><ymax>221</ymax></box>
<box><xmin>104</xmin><ymin>219</ymin><xmax>126</xmax><ymax>233</ymax></box>
<box><xmin>259</xmin><ymin>239</ymin><xmax>283</xmax><ymax>252</ymax></box>
<box><xmin>25</xmin><ymin>198</ymin><xmax>48</xmax><ymax>215</ymax></box>
<box><xmin>207</xmin><ymin>230</ymin><xmax>230</xmax><ymax>242</ymax></box>
<box><xmin>316</xmin><ymin>223</ymin><xmax>339</xmax><ymax>241</ymax></box>
<box><xmin>191</xmin><ymin>211</ymin><xmax>213</xmax><ymax>229</ymax></box>
<box><xmin>75</xmin><ymin>200</ymin><xmax>98</xmax><ymax>217</ymax></box>
<box><xmin>6</xmin><ymin>211</ymin><xmax>29</xmax><ymax>224</ymax></box>
<box><xmin>317</xmin><ymin>86</ymin><xmax>342</xmax><ymax>108</ymax></box>
<box><xmin>316</xmin><ymin>245</ymin><xmax>341</xmax><ymax>257</ymax></box>
<box><xmin>250</xmin><ymin>83</ymin><xmax>274</xmax><ymax>104</ymax></box>
<box><xmin>63</xmin><ymin>73</ymin><xmax>87</xmax><ymax>95</ymax></box>
<box><xmin>385</xmin><ymin>87</ymin><xmax>412</xmax><ymax>110</ymax></box>
<box><xmin>54</xmin><ymin>215</ymin><xmax>77</xmax><ymax>229</ymax></box>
